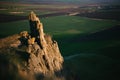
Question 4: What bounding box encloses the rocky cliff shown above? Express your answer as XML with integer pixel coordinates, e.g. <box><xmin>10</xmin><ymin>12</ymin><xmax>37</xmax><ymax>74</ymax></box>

<box><xmin>0</xmin><ymin>11</ymin><xmax>64</xmax><ymax>80</ymax></box>
<box><xmin>27</xmin><ymin>11</ymin><xmax>64</xmax><ymax>76</ymax></box>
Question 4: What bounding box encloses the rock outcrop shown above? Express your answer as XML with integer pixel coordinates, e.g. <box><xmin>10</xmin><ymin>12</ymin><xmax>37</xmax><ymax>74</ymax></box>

<box><xmin>27</xmin><ymin>11</ymin><xmax>64</xmax><ymax>76</ymax></box>
<box><xmin>0</xmin><ymin>11</ymin><xmax>64</xmax><ymax>80</ymax></box>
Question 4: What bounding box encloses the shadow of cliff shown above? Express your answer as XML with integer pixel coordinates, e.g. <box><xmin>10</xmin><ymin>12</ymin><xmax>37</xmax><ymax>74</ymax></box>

<box><xmin>71</xmin><ymin>25</ymin><xmax>120</xmax><ymax>42</ymax></box>
<box><xmin>0</xmin><ymin>53</ymin><xmax>25</xmax><ymax>80</ymax></box>
<box><xmin>16</xmin><ymin>50</ymin><xmax>30</xmax><ymax>63</ymax></box>
<box><xmin>35</xmin><ymin>70</ymin><xmax>65</xmax><ymax>80</ymax></box>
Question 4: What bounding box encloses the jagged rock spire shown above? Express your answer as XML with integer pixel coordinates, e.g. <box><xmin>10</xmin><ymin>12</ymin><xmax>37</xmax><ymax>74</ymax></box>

<box><xmin>29</xmin><ymin>11</ymin><xmax>37</xmax><ymax>21</ymax></box>
<box><xmin>29</xmin><ymin>11</ymin><xmax>46</xmax><ymax>48</ymax></box>
<box><xmin>27</xmin><ymin>11</ymin><xmax>64</xmax><ymax>77</ymax></box>
<box><xmin>0</xmin><ymin>11</ymin><xmax>64</xmax><ymax>80</ymax></box>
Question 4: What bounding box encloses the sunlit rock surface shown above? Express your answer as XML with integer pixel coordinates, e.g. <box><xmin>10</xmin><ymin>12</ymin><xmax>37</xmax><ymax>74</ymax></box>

<box><xmin>0</xmin><ymin>11</ymin><xmax>64</xmax><ymax>80</ymax></box>
<box><xmin>28</xmin><ymin>11</ymin><xmax>64</xmax><ymax>75</ymax></box>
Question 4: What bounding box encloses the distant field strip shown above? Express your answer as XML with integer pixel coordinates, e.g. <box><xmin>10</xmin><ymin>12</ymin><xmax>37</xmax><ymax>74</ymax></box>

<box><xmin>64</xmin><ymin>53</ymin><xmax>113</xmax><ymax>61</ymax></box>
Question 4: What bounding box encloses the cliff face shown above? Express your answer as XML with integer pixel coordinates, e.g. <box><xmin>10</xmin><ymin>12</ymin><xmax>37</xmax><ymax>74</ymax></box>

<box><xmin>0</xmin><ymin>12</ymin><xmax>64</xmax><ymax>80</ymax></box>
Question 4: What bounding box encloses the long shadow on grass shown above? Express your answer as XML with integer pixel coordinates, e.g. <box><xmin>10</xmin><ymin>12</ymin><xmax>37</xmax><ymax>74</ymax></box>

<box><xmin>71</xmin><ymin>25</ymin><xmax>120</xmax><ymax>42</ymax></box>
<box><xmin>69</xmin><ymin>25</ymin><xmax>120</xmax><ymax>60</ymax></box>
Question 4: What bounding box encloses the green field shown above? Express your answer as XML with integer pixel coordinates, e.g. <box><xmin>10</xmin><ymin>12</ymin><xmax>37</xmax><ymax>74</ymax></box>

<box><xmin>0</xmin><ymin>16</ymin><xmax>117</xmax><ymax>36</ymax></box>
<box><xmin>0</xmin><ymin>15</ymin><xmax>120</xmax><ymax>80</ymax></box>
<box><xmin>0</xmin><ymin>16</ymin><xmax>120</xmax><ymax>56</ymax></box>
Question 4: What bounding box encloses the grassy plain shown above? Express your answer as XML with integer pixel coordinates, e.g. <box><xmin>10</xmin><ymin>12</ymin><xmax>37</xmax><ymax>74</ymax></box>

<box><xmin>0</xmin><ymin>14</ymin><xmax>120</xmax><ymax>80</ymax></box>
<box><xmin>0</xmin><ymin>15</ymin><xmax>119</xmax><ymax>56</ymax></box>
<box><xmin>42</xmin><ymin>16</ymin><xmax>120</xmax><ymax>80</ymax></box>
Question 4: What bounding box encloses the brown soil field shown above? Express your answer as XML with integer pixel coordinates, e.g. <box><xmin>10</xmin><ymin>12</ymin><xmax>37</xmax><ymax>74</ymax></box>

<box><xmin>76</xmin><ymin>11</ymin><xmax>120</xmax><ymax>21</ymax></box>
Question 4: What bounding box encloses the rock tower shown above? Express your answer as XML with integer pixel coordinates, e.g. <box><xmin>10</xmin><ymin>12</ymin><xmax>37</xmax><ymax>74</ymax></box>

<box><xmin>27</xmin><ymin>11</ymin><xmax>64</xmax><ymax>76</ymax></box>
<box><xmin>0</xmin><ymin>11</ymin><xmax>64</xmax><ymax>80</ymax></box>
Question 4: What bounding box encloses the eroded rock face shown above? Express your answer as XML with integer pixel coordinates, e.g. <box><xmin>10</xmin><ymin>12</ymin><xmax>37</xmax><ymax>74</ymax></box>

<box><xmin>27</xmin><ymin>11</ymin><xmax>64</xmax><ymax>77</ymax></box>
<box><xmin>0</xmin><ymin>11</ymin><xmax>64</xmax><ymax>80</ymax></box>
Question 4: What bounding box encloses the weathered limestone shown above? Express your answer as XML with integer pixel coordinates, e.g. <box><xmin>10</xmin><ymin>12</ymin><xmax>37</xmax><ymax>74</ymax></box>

<box><xmin>0</xmin><ymin>11</ymin><xmax>64</xmax><ymax>80</ymax></box>
<box><xmin>29</xmin><ymin>11</ymin><xmax>46</xmax><ymax>49</ymax></box>
<box><xmin>27</xmin><ymin>11</ymin><xmax>64</xmax><ymax>77</ymax></box>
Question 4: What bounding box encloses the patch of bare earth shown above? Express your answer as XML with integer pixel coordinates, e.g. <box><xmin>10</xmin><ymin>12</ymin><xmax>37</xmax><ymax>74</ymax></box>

<box><xmin>9</xmin><ymin>12</ymin><xmax>25</xmax><ymax>14</ymax></box>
